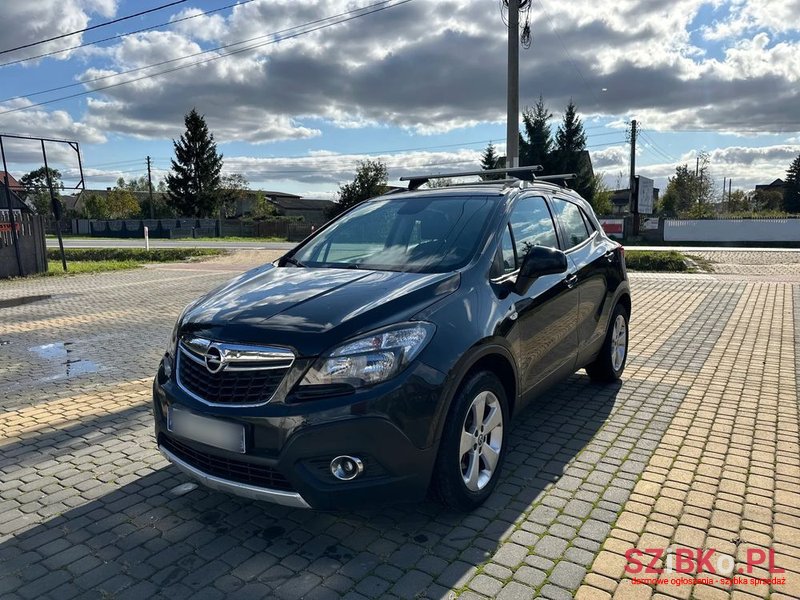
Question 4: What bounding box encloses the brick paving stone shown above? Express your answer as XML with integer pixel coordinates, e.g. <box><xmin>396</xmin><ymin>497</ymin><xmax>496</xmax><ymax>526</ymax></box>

<box><xmin>578</xmin><ymin>280</ymin><xmax>800</xmax><ymax>600</ymax></box>
<box><xmin>1</xmin><ymin>256</ymin><xmax>799</xmax><ymax>600</ymax></box>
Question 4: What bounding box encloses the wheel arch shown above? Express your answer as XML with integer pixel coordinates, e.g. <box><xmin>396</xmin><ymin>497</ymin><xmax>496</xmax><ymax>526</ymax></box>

<box><xmin>617</xmin><ymin>291</ymin><xmax>631</xmax><ymax>317</ymax></box>
<box><xmin>431</xmin><ymin>342</ymin><xmax>519</xmax><ymax>448</ymax></box>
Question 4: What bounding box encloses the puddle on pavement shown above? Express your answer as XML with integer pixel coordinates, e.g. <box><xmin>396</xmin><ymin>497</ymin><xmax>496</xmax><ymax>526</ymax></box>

<box><xmin>0</xmin><ymin>295</ymin><xmax>51</xmax><ymax>309</ymax></box>
<box><xmin>28</xmin><ymin>341</ymin><xmax>101</xmax><ymax>380</ymax></box>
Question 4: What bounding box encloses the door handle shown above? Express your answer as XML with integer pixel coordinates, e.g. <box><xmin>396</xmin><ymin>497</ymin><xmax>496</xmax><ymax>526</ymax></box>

<box><xmin>564</xmin><ymin>273</ymin><xmax>578</xmax><ymax>288</ymax></box>
<box><xmin>604</xmin><ymin>250</ymin><xmax>615</xmax><ymax>262</ymax></box>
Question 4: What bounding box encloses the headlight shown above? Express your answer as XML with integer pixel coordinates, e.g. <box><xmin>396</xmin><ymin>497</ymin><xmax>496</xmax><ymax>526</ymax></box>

<box><xmin>164</xmin><ymin>301</ymin><xmax>196</xmax><ymax>378</ymax></box>
<box><xmin>300</xmin><ymin>322</ymin><xmax>435</xmax><ymax>388</ymax></box>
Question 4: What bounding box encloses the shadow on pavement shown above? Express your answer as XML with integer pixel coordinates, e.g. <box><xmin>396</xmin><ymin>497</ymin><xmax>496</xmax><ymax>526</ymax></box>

<box><xmin>0</xmin><ymin>373</ymin><xmax>620</xmax><ymax>600</ymax></box>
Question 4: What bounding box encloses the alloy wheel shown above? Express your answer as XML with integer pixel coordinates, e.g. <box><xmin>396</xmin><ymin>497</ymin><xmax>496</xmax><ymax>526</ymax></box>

<box><xmin>459</xmin><ymin>390</ymin><xmax>503</xmax><ymax>491</ymax></box>
<box><xmin>611</xmin><ymin>314</ymin><xmax>627</xmax><ymax>371</ymax></box>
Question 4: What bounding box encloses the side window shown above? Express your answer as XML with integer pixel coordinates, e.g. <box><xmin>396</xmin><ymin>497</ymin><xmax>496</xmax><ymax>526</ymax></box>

<box><xmin>509</xmin><ymin>196</ymin><xmax>559</xmax><ymax>262</ymax></box>
<box><xmin>500</xmin><ymin>225</ymin><xmax>516</xmax><ymax>274</ymax></box>
<box><xmin>552</xmin><ymin>198</ymin><xmax>590</xmax><ymax>248</ymax></box>
<box><xmin>580</xmin><ymin>208</ymin><xmax>596</xmax><ymax>232</ymax></box>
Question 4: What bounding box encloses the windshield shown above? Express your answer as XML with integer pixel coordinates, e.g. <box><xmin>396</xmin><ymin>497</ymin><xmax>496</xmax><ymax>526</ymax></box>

<box><xmin>290</xmin><ymin>195</ymin><xmax>495</xmax><ymax>273</ymax></box>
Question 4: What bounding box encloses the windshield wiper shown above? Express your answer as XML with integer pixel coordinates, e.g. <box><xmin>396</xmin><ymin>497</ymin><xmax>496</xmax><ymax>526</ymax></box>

<box><xmin>283</xmin><ymin>256</ymin><xmax>306</xmax><ymax>268</ymax></box>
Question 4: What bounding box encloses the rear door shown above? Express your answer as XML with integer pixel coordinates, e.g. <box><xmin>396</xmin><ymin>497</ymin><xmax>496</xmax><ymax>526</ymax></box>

<box><xmin>549</xmin><ymin>197</ymin><xmax>614</xmax><ymax>355</ymax></box>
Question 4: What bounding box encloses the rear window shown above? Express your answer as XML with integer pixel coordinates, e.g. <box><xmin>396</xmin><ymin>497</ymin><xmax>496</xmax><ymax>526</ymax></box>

<box><xmin>551</xmin><ymin>198</ymin><xmax>590</xmax><ymax>248</ymax></box>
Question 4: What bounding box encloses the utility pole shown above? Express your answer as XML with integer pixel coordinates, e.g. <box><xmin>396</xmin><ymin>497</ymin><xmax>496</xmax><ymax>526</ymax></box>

<box><xmin>42</xmin><ymin>140</ymin><xmax>67</xmax><ymax>272</ymax></box>
<box><xmin>506</xmin><ymin>0</ymin><xmax>519</xmax><ymax>169</ymax></box>
<box><xmin>723</xmin><ymin>176</ymin><xmax>727</xmax><ymax>207</ymax></box>
<box><xmin>146</xmin><ymin>155</ymin><xmax>155</xmax><ymax>219</ymax></box>
<box><xmin>728</xmin><ymin>179</ymin><xmax>732</xmax><ymax>207</ymax></box>
<box><xmin>629</xmin><ymin>119</ymin><xmax>638</xmax><ymax>235</ymax></box>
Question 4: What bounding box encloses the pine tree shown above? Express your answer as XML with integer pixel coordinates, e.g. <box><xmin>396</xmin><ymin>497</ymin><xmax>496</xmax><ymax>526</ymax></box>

<box><xmin>166</xmin><ymin>109</ymin><xmax>223</xmax><ymax>217</ymax></box>
<box><xmin>520</xmin><ymin>95</ymin><xmax>553</xmax><ymax>172</ymax></box>
<box><xmin>554</xmin><ymin>100</ymin><xmax>592</xmax><ymax>199</ymax></box>
<box><xmin>785</xmin><ymin>154</ymin><xmax>800</xmax><ymax>213</ymax></box>
<box><xmin>480</xmin><ymin>143</ymin><xmax>503</xmax><ymax>180</ymax></box>
<box><xmin>554</xmin><ymin>100</ymin><xmax>587</xmax><ymax>172</ymax></box>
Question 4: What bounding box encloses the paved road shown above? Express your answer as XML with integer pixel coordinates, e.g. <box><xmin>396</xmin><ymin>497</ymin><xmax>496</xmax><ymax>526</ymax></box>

<box><xmin>1</xmin><ymin>261</ymin><xmax>799</xmax><ymax>600</ymax></box>
<box><xmin>48</xmin><ymin>238</ymin><xmax>295</xmax><ymax>251</ymax></box>
<box><xmin>630</xmin><ymin>245</ymin><xmax>800</xmax><ymax>252</ymax></box>
<box><xmin>46</xmin><ymin>238</ymin><xmax>800</xmax><ymax>253</ymax></box>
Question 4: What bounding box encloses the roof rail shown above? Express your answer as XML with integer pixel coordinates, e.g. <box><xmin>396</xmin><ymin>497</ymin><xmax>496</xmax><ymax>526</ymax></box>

<box><xmin>435</xmin><ymin>178</ymin><xmax>523</xmax><ymax>188</ymax></box>
<box><xmin>399</xmin><ymin>166</ymin><xmax>543</xmax><ymax>190</ymax></box>
<box><xmin>537</xmin><ymin>173</ymin><xmax>577</xmax><ymax>183</ymax></box>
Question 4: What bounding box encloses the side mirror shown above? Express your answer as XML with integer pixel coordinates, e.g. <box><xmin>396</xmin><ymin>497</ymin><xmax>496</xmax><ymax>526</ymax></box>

<box><xmin>514</xmin><ymin>245</ymin><xmax>568</xmax><ymax>295</ymax></box>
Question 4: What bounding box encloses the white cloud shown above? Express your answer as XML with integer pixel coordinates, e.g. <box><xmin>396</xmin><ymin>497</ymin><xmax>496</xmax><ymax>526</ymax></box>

<box><xmin>703</xmin><ymin>0</ymin><xmax>800</xmax><ymax>41</ymax></box>
<box><xmin>53</xmin><ymin>0</ymin><xmax>799</xmax><ymax>142</ymax></box>
<box><xmin>223</xmin><ymin>149</ymin><xmax>483</xmax><ymax>185</ymax></box>
<box><xmin>0</xmin><ymin>99</ymin><xmax>106</xmax><ymax>150</ymax></box>
<box><xmin>0</xmin><ymin>1</ymin><xmax>119</xmax><ymax>64</ymax></box>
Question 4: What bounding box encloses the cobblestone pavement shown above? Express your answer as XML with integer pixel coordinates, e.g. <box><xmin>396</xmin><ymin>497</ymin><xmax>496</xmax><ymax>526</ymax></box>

<box><xmin>688</xmin><ymin>251</ymin><xmax>800</xmax><ymax>275</ymax></box>
<box><xmin>1</xmin><ymin>255</ymin><xmax>799</xmax><ymax>600</ymax></box>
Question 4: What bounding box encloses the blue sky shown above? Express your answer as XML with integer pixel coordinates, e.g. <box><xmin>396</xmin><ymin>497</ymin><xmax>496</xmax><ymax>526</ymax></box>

<box><xmin>1</xmin><ymin>0</ymin><xmax>799</xmax><ymax>199</ymax></box>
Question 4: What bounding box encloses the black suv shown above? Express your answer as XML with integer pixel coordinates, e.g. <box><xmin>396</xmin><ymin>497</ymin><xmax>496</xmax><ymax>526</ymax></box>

<box><xmin>153</xmin><ymin>170</ymin><xmax>630</xmax><ymax>511</ymax></box>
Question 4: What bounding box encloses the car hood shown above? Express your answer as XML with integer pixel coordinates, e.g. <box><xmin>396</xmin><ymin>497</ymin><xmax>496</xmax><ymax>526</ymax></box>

<box><xmin>180</xmin><ymin>264</ymin><xmax>459</xmax><ymax>356</ymax></box>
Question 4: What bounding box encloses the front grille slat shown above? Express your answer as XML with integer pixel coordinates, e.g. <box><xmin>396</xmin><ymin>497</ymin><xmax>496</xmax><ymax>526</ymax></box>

<box><xmin>161</xmin><ymin>435</ymin><xmax>294</xmax><ymax>492</ymax></box>
<box><xmin>177</xmin><ymin>341</ymin><xmax>291</xmax><ymax>405</ymax></box>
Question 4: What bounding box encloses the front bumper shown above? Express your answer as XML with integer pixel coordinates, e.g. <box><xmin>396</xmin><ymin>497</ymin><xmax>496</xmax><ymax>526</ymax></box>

<box><xmin>153</xmin><ymin>360</ymin><xmax>445</xmax><ymax>510</ymax></box>
<box><xmin>159</xmin><ymin>443</ymin><xmax>310</xmax><ymax>508</ymax></box>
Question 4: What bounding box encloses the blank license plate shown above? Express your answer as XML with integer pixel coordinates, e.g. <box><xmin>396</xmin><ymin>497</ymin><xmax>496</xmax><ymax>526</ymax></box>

<box><xmin>168</xmin><ymin>407</ymin><xmax>246</xmax><ymax>453</ymax></box>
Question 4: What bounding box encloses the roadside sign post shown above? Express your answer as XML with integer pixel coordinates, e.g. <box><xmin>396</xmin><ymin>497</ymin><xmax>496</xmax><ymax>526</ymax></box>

<box><xmin>637</xmin><ymin>176</ymin><xmax>655</xmax><ymax>215</ymax></box>
<box><xmin>144</xmin><ymin>226</ymin><xmax>150</xmax><ymax>251</ymax></box>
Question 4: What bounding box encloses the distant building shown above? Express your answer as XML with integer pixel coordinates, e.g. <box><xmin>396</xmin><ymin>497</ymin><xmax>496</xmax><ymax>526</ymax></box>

<box><xmin>227</xmin><ymin>191</ymin><xmax>334</xmax><ymax>226</ymax></box>
<box><xmin>64</xmin><ymin>188</ymin><xmax>169</xmax><ymax>216</ymax></box>
<box><xmin>268</xmin><ymin>197</ymin><xmax>334</xmax><ymax>226</ymax></box>
<box><xmin>226</xmin><ymin>190</ymin><xmax>301</xmax><ymax>218</ymax></box>
<box><xmin>611</xmin><ymin>180</ymin><xmax>660</xmax><ymax>215</ymax></box>
<box><xmin>0</xmin><ymin>172</ymin><xmax>33</xmax><ymax>214</ymax></box>
<box><xmin>755</xmin><ymin>178</ymin><xmax>786</xmax><ymax>195</ymax></box>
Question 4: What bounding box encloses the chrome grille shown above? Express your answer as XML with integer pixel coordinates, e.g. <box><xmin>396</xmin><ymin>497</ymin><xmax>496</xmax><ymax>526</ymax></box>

<box><xmin>176</xmin><ymin>337</ymin><xmax>294</xmax><ymax>406</ymax></box>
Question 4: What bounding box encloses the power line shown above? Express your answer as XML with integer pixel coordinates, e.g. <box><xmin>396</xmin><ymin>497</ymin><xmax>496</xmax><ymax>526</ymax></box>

<box><xmin>0</xmin><ymin>1</ymin><xmax>189</xmax><ymax>56</ymax></box>
<box><xmin>84</xmin><ymin>136</ymin><xmax>622</xmax><ymax>174</ymax></box>
<box><xmin>586</xmin><ymin>140</ymin><xmax>627</xmax><ymax>149</ymax></box>
<box><xmin>535</xmin><ymin>0</ymin><xmax>603</xmax><ymax>109</ymax></box>
<box><xmin>1</xmin><ymin>0</ymin><xmax>405</xmax><ymax>104</ymax></box>
<box><xmin>0</xmin><ymin>0</ymin><xmax>258</xmax><ymax>69</ymax></box>
<box><xmin>84</xmin><ymin>156</ymin><xmax>171</xmax><ymax>168</ymax></box>
<box><xmin>0</xmin><ymin>0</ymin><xmax>410</xmax><ymax>111</ymax></box>
<box><xmin>83</xmin><ymin>157</ymin><xmax>476</xmax><ymax>179</ymax></box>
<box><xmin>588</xmin><ymin>131</ymin><xmax>627</xmax><ymax>138</ymax></box>
<box><xmin>639</xmin><ymin>130</ymin><xmax>677</xmax><ymax>162</ymax></box>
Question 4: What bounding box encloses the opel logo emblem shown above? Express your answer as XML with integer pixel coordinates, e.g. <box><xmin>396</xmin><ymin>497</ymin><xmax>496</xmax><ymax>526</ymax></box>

<box><xmin>204</xmin><ymin>345</ymin><xmax>225</xmax><ymax>374</ymax></box>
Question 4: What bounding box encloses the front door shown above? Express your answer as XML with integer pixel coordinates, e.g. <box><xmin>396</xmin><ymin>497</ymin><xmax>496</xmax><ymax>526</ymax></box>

<box><xmin>502</xmin><ymin>195</ymin><xmax>580</xmax><ymax>395</ymax></box>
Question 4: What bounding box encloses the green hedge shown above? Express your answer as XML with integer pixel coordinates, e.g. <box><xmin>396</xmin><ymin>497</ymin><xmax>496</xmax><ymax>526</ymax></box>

<box><xmin>625</xmin><ymin>250</ymin><xmax>687</xmax><ymax>272</ymax></box>
<box><xmin>47</xmin><ymin>248</ymin><xmax>225</xmax><ymax>263</ymax></box>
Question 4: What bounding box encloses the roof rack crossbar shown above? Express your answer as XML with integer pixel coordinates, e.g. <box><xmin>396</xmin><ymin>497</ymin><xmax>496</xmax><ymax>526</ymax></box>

<box><xmin>400</xmin><ymin>166</ymin><xmax>543</xmax><ymax>190</ymax></box>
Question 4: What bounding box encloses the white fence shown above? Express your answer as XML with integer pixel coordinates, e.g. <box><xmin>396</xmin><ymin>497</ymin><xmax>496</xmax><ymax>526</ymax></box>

<box><xmin>664</xmin><ymin>219</ymin><xmax>800</xmax><ymax>243</ymax></box>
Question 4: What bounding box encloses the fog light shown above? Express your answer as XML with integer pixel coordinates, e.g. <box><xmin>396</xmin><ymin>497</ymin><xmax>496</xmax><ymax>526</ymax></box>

<box><xmin>330</xmin><ymin>455</ymin><xmax>364</xmax><ymax>481</ymax></box>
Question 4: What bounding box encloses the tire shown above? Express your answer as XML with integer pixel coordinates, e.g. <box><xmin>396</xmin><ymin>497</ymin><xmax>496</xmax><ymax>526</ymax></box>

<box><xmin>432</xmin><ymin>371</ymin><xmax>509</xmax><ymax>511</ymax></box>
<box><xmin>585</xmin><ymin>302</ymin><xmax>629</xmax><ymax>382</ymax></box>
